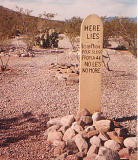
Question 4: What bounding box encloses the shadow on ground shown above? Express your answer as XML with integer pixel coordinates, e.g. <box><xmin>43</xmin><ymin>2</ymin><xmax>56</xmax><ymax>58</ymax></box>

<box><xmin>0</xmin><ymin>112</ymin><xmax>50</xmax><ymax>147</ymax></box>
<box><xmin>115</xmin><ymin>115</ymin><xmax>137</xmax><ymax>122</ymax></box>
<box><xmin>113</xmin><ymin>115</ymin><xmax>137</xmax><ymax>137</ymax></box>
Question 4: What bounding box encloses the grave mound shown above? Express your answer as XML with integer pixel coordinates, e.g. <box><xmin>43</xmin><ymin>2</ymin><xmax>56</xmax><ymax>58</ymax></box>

<box><xmin>45</xmin><ymin>109</ymin><xmax>137</xmax><ymax>160</ymax></box>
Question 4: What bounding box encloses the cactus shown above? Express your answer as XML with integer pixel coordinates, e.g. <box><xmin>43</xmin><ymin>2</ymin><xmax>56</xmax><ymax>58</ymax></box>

<box><xmin>35</xmin><ymin>29</ymin><xmax>59</xmax><ymax>48</ymax></box>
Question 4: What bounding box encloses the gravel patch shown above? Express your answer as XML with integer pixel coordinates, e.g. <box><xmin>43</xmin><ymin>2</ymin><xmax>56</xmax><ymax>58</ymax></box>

<box><xmin>101</xmin><ymin>49</ymin><xmax>137</xmax><ymax>135</ymax></box>
<box><xmin>0</xmin><ymin>48</ymin><xmax>137</xmax><ymax>159</ymax></box>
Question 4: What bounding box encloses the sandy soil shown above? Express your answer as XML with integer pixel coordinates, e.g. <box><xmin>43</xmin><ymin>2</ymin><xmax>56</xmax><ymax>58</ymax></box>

<box><xmin>0</xmin><ymin>46</ymin><xmax>137</xmax><ymax>159</ymax></box>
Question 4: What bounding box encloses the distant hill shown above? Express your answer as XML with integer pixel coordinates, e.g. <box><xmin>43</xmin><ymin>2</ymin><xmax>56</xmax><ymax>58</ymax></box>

<box><xmin>0</xmin><ymin>5</ymin><xmax>16</xmax><ymax>14</ymax></box>
<box><xmin>104</xmin><ymin>16</ymin><xmax>137</xmax><ymax>22</ymax></box>
<box><xmin>129</xmin><ymin>17</ymin><xmax>137</xmax><ymax>22</ymax></box>
<box><xmin>0</xmin><ymin>5</ymin><xmax>65</xmax><ymax>33</ymax></box>
<box><xmin>0</xmin><ymin>5</ymin><xmax>136</xmax><ymax>41</ymax></box>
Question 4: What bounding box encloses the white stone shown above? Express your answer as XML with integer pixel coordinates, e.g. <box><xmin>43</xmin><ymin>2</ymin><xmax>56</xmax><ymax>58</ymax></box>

<box><xmin>94</xmin><ymin>120</ymin><xmax>111</xmax><ymax>132</ymax></box>
<box><xmin>47</xmin><ymin>131</ymin><xmax>63</xmax><ymax>143</ymax></box>
<box><xmin>76</xmin><ymin>108</ymin><xmax>91</xmax><ymax>121</ymax></box>
<box><xmin>85</xmin><ymin>126</ymin><xmax>96</xmax><ymax>133</ymax></box>
<box><xmin>90</xmin><ymin>136</ymin><xmax>101</xmax><ymax>147</ymax></box>
<box><xmin>63</xmin><ymin>128</ymin><xmax>76</xmax><ymax>141</ymax></box>
<box><xmin>98</xmin><ymin>132</ymin><xmax>109</xmax><ymax>141</ymax></box>
<box><xmin>47</xmin><ymin>124</ymin><xmax>61</xmax><ymax>133</ymax></box>
<box><xmin>44</xmin><ymin>124</ymin><xmax>61</xmax><ymax>137</ymax></box>
<box><xmin>87</xmin><ymin>145</ymin><xmax>99</xmax><ymax>156</ymax></box>
<box><xmin>92</xmin><ymin>112</ymin><xmax>104</xmax><ymax>122</ymax></box>
<box><xmin>71</xmin><ymin>122</ymin><xmax>83</xmax><ymax>133</ymax></box>
<box><xmin>124</xmin><ymin>137</ymin><xmax>137</xmax><ymax>148</ymax></box>
<box><xmin>60</xmin><ymin>115</ymin><xmax>75</xmax><ymax>127</ymax></box>
<box><xmin>80</xmin><ymin>116</ymin><xmax>93</xmax><ymax>125</ymax></box>
<box><xmin>104</xmin><ymin>140</ymin><xmax>121</xmax><ymax>151</ymax></box>
<box><xmin>74</xmin><ymin>134</ymin><xmax>88</xmax><ymax>154</ymax></box>
<box><xmin>96</xmin><ymin>147</ymin><xmax>120</xmax><ymax>160</ymax></box>
<box><xmin>58</xmin><ymin>126</ymin><xmax>68</xmax><ymax>134</ymax></box>
<box><xmin>47</xmin><ymin>117</ymin><xmax>61</xmax><ymax>127</ymax></box>
<box><xmin>47</xmin><ymin>115</ymin><xmax>75</xmax><ymax>128</ymax></box>
<box><xmin>71</xmin><ymin>121</ymin><xmax>78</xmax><ymax>127</ymax></box>
<box><xmin>53</xmin><ymin>140</ymin><xmax>65</xmax><ymax>147</ymax></box>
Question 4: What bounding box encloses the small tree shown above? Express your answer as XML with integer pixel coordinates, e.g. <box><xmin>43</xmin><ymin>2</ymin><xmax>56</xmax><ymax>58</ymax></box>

<box><xmin>0</xmin><ymin>49</ymin><xmax>10</xmax><ymax>71</ymax></box>
<box><xmin>16</xmin><ymin>7</ymin><xmax>39</xmax><ymax>50</ymax></box>
<box><xmin>103</xmin><ymin>17</ymin><xmax>137</xmax><ymax>57</ymax></box>
<box><xmin>0</xmin><ymin>8</ymin><xmax>17</xmax><ymax>71</ymax></box>
<box><xmin>118</xmin><ymin>18</ymin><xmax>137</xmax><ymax>57</ymax></box>
<box><xmin>65</xmin><ymin>17</ymin><xmax>82</xmax><ymax>50</ymax></box>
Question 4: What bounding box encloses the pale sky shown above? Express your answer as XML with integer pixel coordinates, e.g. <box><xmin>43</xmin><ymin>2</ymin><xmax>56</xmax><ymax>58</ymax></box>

<box><xmin>0</xmin><ymin>0</ymin><xmax>137</xmax><ymax>20</ymax></box>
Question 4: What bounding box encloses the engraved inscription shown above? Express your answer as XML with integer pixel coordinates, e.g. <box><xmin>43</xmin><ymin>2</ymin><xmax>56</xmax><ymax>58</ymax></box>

<box><xmin>81</xmin><ymin>24</ymin><xmax>102</xmax><ymax>74</ymax></box>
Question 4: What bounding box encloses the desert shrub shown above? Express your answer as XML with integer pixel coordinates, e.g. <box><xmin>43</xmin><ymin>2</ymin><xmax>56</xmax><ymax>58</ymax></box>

<box><xmin>0</xmin><ymin>43</ymin><xmax>13</xmax><ymax>71</ymax></box>
<box><xmin>65</xmin><ymin>17</ymin><xmax>82</xmax><ymax>50</ymax></box>
<box><xmin>103</xmin><ymin>17</ymin><xmax>137</xmax><ymax>57</ymax></box>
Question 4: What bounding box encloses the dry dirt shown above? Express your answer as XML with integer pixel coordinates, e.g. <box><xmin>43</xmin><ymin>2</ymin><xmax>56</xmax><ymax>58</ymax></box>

<box><xmin>0</xmin><ymin>47</ymin><xmax>137</xmax><ymax>160</ymax></box>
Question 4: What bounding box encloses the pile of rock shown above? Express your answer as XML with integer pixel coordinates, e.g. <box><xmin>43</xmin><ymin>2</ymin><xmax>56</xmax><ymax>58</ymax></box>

<box><xmin>18</xmin><ymin>52</ymin><xmax>35</xmax><ymax>57</ymax></box>
<box><xmin>18</xmin><ymin>51</ymin><xmax>35</xmax><ymax>57</ymax></box>
<box><xmin>44</xmin><ymin>109</ymin><xmax>137</xmax><ymax>160</ymax></box>
<box><xmin>10</xmin><ymin>48</ymin><xmax>35</xmax><ymax>57</ymax></box>
<box><xmin>0</xmin><ymin>47</ymin><xmax>35</xmax><ymax>57</ymax></box>
<box><xmin>50</xmin><ymin>63</ymin><xmax>79</xmax><ymax>83</ymax></box>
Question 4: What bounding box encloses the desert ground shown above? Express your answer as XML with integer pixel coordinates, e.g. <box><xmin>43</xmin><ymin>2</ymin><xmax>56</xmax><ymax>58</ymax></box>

<box><xmin>0</xmin><ymin>36</ymin><xmax>137</xmax><ymax>159</ymax></box>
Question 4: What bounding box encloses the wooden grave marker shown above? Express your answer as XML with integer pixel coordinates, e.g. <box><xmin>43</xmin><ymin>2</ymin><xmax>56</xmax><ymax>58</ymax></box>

<box><xmin>79</xmin><ymin>14</ymin><xmax>103</xmax><ymax>113</ymax></box>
